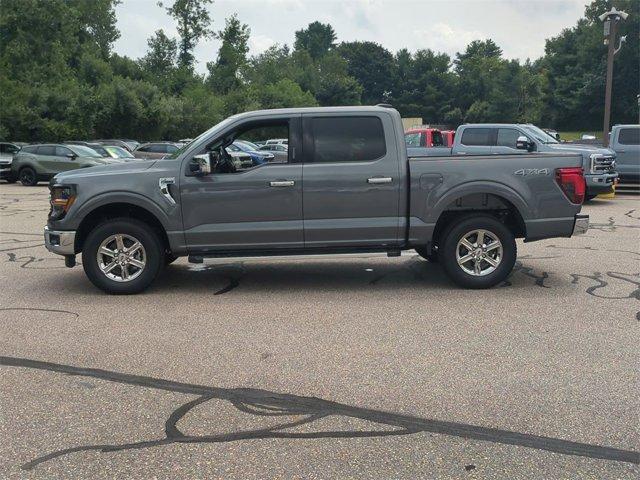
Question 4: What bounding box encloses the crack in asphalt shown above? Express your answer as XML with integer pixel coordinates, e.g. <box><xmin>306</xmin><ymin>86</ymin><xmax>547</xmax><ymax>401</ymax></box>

<box><xmin>0</xmin><ymin>355</ymin><xmax>637</xmax><ymax>470</ymax></box>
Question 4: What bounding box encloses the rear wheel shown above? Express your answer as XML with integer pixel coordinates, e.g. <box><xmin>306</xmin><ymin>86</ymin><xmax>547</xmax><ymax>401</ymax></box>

<box><xmin>440</xmin><ymin>215</ymin><xmax>516</xmax><ymax>289</ymax></box>
<box><xmin>82</xmin><ymin>218</ymin><xmax>163</xmax><ymax>294</ymax></box>
<box><xmin>584</xmin><ymin>194</ymin><xmax>598</xmax><ymax>201</ymax></box>
<box><xmin>19</xmin><ymin>167</ymin><xmax>37</xmax><ymax>186</ymax></box>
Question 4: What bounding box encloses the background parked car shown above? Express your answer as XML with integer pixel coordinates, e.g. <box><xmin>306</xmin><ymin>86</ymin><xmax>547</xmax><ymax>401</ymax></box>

<box><xmin>257</xmin><ymin>143</ymin><xmax>288</xmax><ymax>163</ymax></box>
<box><xmin>65</xmin><ymin>141</ymin><xmax>112</xmax><ymax>157</ymax></box>
<box><xmin>0</xmin><ymin>142</ymin><xmax>21</xmax><ymax>182</ymax></box>
<box><xmin>228</xmin><ymin>140</ymin><xmax>274</xmax><ymax>164</ymax></box>
<box><xmin>265</xmin><ymin>138</ymin><xmax>288</xmax><ymax>146</ymax></box>
<box><xmin>102</xmin><ymin>145</ymin><xmax>136</xmax><ymax>160</ymax></box>
<box><xmin>11</xmin><ymin>144</ymin><xmax>121</xmax><ymax>186</ymax></box>
<box><xmin>133</xmin><ymin>142</ymin><xmax>181</xmax><ymax>159</ymax></box>
<box><xmin>95</xmin><ymin>139</ymin><xmax>138</xmax><ymax>152</ymax></box>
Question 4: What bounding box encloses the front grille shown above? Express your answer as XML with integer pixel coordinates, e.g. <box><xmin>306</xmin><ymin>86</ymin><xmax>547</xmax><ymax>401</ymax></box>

<box><xmin>590</xmin><ymin>154</ymin><xmax>616</xmax><ymax>174</ymax></box>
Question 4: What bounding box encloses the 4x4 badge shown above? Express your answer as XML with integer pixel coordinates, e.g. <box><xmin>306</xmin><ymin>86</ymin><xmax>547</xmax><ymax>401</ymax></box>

<box><xmin>514</xmin><ymin>168</ymin><xmax>550</xmax><ymax>176</ymax></box>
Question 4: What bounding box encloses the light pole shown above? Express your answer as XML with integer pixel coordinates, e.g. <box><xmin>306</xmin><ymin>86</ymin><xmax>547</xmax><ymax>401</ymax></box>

<box><xmin>599</xmin><ymin>7</ymin><xmax>628</xmax><ymax>147</ymax></box>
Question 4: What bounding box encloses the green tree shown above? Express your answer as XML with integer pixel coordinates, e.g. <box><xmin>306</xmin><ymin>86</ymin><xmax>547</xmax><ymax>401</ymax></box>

<box><xmin>541</xmin><ymin>0</ymin><xmax>639</xmax><ymax>129</ymax></box>
<box><xmin>294</xmin><ymin>21</ymin><xmax>336</xmax><ymax>60</ymax></box>
<box><xmin>161</xmin><ymin>0</ymin><xmax>213</xmax><ymax>69</ymax></box>
<box><xmin>338</xmin><ymin>41</ymin><xmax>396</xmax><ymax>105</ymax></box>
<box><xmin>207</xmin><ymin>14</ymin><xmax>250</xmax><ymax>94</ymax></box>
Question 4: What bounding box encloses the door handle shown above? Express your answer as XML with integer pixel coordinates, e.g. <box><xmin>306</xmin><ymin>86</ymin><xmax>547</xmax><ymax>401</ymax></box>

<box><xmin>269</xmin><ymin>180</ymin><xmax>295</xmax><ymax>187</ymax></box>
<box><xmin>367</xmin><ymin>177</ymin><xmax>392</xmax><ymax>184</ymax></box>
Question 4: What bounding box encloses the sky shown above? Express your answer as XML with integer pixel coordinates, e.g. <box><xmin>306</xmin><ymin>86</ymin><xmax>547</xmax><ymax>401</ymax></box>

<box><xmin>113</xmin><ymin>0</ymin><xmax>588</xmax><ymax>74</ymax></box>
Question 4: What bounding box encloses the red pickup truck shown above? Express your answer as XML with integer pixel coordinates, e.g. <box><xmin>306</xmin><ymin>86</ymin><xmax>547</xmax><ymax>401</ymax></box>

<box><xmin>405</xmin><ymin>127</ymin><xmax>456</xmax><ymax>148</ymax></box>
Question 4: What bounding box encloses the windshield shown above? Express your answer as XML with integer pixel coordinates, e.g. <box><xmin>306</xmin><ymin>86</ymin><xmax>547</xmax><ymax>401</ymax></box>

<box><xmin>105</xmin><ymin>146</ymin><xmax>134</xmax><ymax>158</ymax></box>
<box><xmin>523</xmin><ymin>125</ymin><xmax>559</xmax><ymax>144</ymax></box>
<box><xmin>70</xmin><ymin>145</ymin><xmax>103</xmax><ymax>157</ymax></box>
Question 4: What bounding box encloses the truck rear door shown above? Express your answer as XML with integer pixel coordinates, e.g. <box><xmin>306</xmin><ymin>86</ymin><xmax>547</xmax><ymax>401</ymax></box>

<box><xmin>614</xmin><ymin>127</ymin><xmax>640</xmax><ymax>181</ymax></box>
<box><xmin>453</xmin><ymin>127</ymin><xmax>495</xmax><ymax>155</ymax></box>
<box><xmin>301</xmin><ymin>113</ymin><xmax>402</xmax><ymax>247</ymax></box>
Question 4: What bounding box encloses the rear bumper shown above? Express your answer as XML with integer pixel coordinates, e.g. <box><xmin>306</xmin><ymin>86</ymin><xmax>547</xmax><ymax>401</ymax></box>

<box><xmin>572</xmin><ymin>214</ymin><xmax>589</xmax><ymax>236</ymax></box>
<box><xmin>44</xmin><ymin>226</ymin><xmax>76</xmax><ymax>255</ymax></box>
<box><xmin>585</xmin><ymin>173</ymin><xmax>617</xmax><ymax>195</ymax></box>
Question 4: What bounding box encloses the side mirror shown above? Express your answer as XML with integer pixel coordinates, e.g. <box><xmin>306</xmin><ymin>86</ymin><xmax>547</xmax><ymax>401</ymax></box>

<box><xmin>516</xmin><ymin>136</ymin><xmax>533</xmax><ymax>151</ymax></box>
<box><xmin>66</xmin><ymin>153</ymin><xmax>77</xmax><ymax>159</ymax></box>
<box><xmin>189</xmin><ymin>153</ymin><xmax>212</xmax><ymax>176</ymax></box>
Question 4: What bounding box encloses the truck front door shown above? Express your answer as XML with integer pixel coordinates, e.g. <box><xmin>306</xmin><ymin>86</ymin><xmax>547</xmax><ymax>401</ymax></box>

<box><xmin>301</xmin><ymin>113</ymin><xmax>401</xmax><ymax>248</ymax></box>
<box><xmin>180</xmin><ymin>116</ymin><xmax>304</xmax><ymax>252</ymax></box>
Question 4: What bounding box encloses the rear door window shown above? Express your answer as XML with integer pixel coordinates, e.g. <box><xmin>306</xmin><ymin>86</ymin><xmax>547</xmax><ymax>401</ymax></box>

<box><xmin>461</xmin><ymin>128</ymin><xmax>494</xmax><ymax>146</ymax></box>
<box><xmin>37</xmin><ymin>146</ymin><xmax>56</xmax><ymax>156</ymax></box>
<box><xmin>618</xmin><ymin>128</ymin><xmax>640</xmax><ymax>145</ymax></box>
<box><xmin>311</xmin><ymin>116</ymin><xmax>386</xmax><ymax>163</ymax></box>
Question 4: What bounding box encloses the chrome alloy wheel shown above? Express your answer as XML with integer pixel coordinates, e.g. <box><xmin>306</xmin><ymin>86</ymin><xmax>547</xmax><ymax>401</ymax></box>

<box><xmin>96</xmin><ymin>234</ymin><xmax>146</xmax><ymax>282</ymax></box>
<box><xmin>455</xmin><ymin>229</ymin><xmax>503</xmax><ymax>276</ymax></box>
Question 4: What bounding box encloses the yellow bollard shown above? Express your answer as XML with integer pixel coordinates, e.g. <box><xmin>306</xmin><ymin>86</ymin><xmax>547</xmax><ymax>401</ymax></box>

<box><xmin>597</xmin><ymin>183</ymin><xmax>616</xmax><ymax>199</ymax></box>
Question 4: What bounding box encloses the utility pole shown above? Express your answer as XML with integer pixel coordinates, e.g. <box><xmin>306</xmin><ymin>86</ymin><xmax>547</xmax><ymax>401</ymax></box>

<box><xmin>599</xmin><ymin>7</ymin><xmax>628</xmax><ymax>147</ymax></box>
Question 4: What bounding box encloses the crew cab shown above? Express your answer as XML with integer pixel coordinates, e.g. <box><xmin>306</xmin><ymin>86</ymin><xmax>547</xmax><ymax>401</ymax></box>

<box><xmin>44</xmin><ymin>107</ymin><xmax>589</xmax><ymax>294</ymax></box>
<box><xmin>609</xmin><ymin>124</ymin><xmax>639</xmax><ymax>183</ymax></box>
<box><xmin>408</xmin><ymin>123</ymin><xmax>618</xmax><ymax>200</ymax></box>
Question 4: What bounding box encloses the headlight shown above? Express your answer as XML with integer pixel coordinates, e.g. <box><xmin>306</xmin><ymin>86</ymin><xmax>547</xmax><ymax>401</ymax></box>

<box><xmin>49</xmin><ymin>185</ymin><xmax>76</xmax><ymax>220</ymax></box>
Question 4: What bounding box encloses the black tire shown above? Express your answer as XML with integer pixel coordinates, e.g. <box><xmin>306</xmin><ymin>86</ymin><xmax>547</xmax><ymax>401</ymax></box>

<box><xmin>440</xmin><ymin>215</ymin><xmax>516</xmax><ymax>289</ymax></box>
<box><xmin>19</xmin><ymin>167</ymin><xmax>38</xmax><ymax>186</ymax></box>
<box><xmin>82</xmin><ymin>218</ymin><xmax>163</xmax><ymax>294</ymax></box>
<box><xmin>584</xmin><ymin>194</ymin><xmax>598</xmax><ymax>201</ymax></box>
<box><xmin>415</xmin><ymin>246</ymin><xmax>438</xmax><ymax>263</ymax></box>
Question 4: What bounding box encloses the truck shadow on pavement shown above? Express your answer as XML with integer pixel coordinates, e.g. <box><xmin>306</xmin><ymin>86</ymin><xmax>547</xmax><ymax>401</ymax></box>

<box><xmin>1</xmin><ymin>355</ymin><xmax>638</xmax><ymax>470</ymax></box>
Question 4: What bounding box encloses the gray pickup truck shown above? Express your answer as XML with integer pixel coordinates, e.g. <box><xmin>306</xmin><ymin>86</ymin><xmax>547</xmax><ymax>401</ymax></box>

<box><xmin>609</xmin><ymin>124</ymin><xmax>639</xmax><ymax>183</ymax></box>
<box><xmin>44</xmin><ymin>106</ymin><xmax>588</xmax><ymax>294</ymax></box>
<box><xmin>408</xmin><ymin>123</ymin><xmax>618</xmax><ymax>200</ymax></box>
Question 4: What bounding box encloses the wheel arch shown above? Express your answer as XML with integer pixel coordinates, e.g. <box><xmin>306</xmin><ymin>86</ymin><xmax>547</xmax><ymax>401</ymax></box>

<box><xmin>74</xmin><ymin>197</ymin><xmax>171</xmax><ymax>254</ymax></box>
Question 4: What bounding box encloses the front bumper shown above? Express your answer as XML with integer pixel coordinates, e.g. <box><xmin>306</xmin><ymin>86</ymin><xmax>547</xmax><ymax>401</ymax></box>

<box><xmin>585</xmin><ymin>173</ymin><xmax>618</xmax><ymax>194</ymax></box>
<box><xmin>0</xmin><ymin>165</ymin><xmax>12</xmax><ymax>179</ymax></box>
<box><xmin>572</xmin><ymin>214</ymin><xmax>589</xmax><ymax>236</ymax></box>
<box><xmin>44</xmin><ymin>226</ymin><xmax>76</xmax><ymax>255</ymax></box>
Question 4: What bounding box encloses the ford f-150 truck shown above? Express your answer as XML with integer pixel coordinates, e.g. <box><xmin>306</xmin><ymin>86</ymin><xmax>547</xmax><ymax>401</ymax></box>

<box><xmin>408</xmin><ymin>123</ymin><xmax>618</xmax><ymax>200</ymax></box>
<box><xmin>44</xmin><ymin>106</ymin><xmax>589</xmax><ymax>294</ymax></box>
<box><xmin>608</xmin><ymin>124</ymin><xmax>639</xmax><ymax>183</ymax></box>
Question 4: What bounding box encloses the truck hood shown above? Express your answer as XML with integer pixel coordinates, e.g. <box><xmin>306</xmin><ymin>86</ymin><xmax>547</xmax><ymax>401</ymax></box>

<box><xmin>53</xmin><ymin>159</ymin><xmax>157</xmax><ymax>183</ymax></box>
<box><xmin>544</xmin><ymin>143</ymin><xmax>615</xmax><ymax>157</ymax></box>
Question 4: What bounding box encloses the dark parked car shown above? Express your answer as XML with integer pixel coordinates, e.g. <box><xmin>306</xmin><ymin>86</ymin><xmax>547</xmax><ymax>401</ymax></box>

<box><xmin>11</xmin><ymin>144</ymin><xmax>122</xmax><ymax>186</ymax></box>
<box><xmin>133</xmin><ymin>142</ymin><xmax>181</xmax><ymax>160</ymax></box>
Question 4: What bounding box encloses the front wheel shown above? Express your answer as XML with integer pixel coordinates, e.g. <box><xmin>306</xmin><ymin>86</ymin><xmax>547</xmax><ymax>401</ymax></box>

<box><xmin>19</xmin><ymin>167</ymin><xmax>38</xmax><ymax>186</ymax></box>
<box><xmin>82</xmin><ymin>218</ymin><xmax>163</xmax><ymax>294</ymax></box>
<box><xmin>440</xmin><ymin>215</ymin><xmax>516</xmax><ymax>289</ymax></box>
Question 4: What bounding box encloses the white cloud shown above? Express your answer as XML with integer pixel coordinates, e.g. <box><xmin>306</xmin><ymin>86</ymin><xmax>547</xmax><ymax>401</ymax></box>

<box><xmin>412</xmin><ymin>23</ymin><xmax>487</xmax><ymax>56</ymax></box>
<box><xmin>249</xmin><ymin>34</ymin><xmax>277</xmax><ymax>55</ymax></box>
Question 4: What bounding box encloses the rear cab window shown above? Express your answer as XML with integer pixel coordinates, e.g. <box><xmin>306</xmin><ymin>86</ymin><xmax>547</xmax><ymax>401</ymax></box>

<box><xmin>311</xmin><ymin>116</ymin><xmax>386</xmax><ymax>163</ymax></box>
<box><xmin>460</xmin><ymin>128</ymin><xmax>494</xmax><ymax>146</ymax></box>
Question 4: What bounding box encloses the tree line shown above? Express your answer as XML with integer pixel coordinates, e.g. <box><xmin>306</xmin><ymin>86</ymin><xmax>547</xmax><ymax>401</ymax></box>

<box><xmin>0</xmin><ymin>0</ymin><xmax>637</xmax><ymax>142</ymax></box>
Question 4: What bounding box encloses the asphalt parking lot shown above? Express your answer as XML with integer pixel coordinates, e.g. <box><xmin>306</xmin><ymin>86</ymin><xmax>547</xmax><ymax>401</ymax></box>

<box><xmin>0</xmin><ymin>183</ymin><xmax>638</xmax><ymax>479</ymax></box>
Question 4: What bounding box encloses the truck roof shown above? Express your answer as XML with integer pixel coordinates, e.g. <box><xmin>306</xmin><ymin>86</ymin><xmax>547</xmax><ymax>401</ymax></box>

<box><xmin>228</xmin><ymin>106</ymin><xmax>399</xmax><ymax>119</ymax></box>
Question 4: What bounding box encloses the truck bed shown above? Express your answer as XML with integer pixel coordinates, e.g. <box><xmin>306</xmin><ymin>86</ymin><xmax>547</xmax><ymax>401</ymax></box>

<box><xmin>406</xmin><ymin>152</ymin><xmax>584</xmax><ymax>245</ymax></box>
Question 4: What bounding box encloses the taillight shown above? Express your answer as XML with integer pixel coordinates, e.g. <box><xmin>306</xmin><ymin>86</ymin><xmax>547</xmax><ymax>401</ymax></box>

<box><xmin>555</xmin><ymin>167</ymin><xmax>585</xmax><ymax>204</ymax></box>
